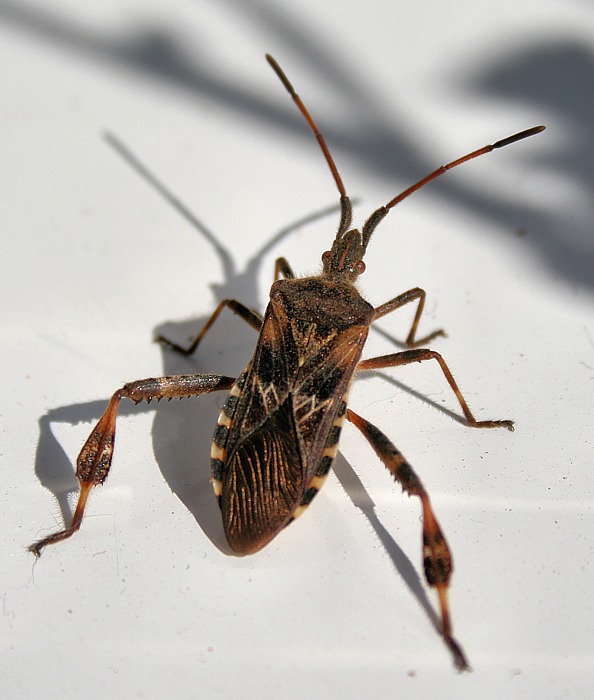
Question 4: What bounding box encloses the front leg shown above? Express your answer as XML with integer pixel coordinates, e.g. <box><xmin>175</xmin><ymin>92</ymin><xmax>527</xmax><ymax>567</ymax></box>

<box><xmin>30</xmin><ymin>373</ymin><xmax>236</xmax><ymax>556</ymax></box>
<box><xmin>347</xmin><ymin>408</ymin><xmax>469</xmax><ymax>672</ymax></box>
<box><xmin>157</xmin><ymin>299</ymin><xmax>263</xmax><ymax>355</ymax></box>
<box><xmin>373</xmin><ymin>287</ymin><xmax>446</xmax><ymax>348</ymax></box>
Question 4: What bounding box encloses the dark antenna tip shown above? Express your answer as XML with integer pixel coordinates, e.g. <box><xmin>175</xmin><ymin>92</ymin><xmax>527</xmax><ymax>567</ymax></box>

<box><xmin>265</xmin><ymin>53</ymin><xmax>351</xmax><ymax>233</ymax></box>
<box><xmin>493</xmin><ymin>125</ymin><xmax>546</xmax><ymax>150</ymax></box>
<box><xmin>266</xmin><ymin>54</ymin><xmax>293</xmax><ymax>94</ymax></box>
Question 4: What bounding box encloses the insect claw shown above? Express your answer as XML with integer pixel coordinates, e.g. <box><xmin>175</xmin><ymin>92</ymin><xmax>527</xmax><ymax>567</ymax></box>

<box><xmin>448</xmin><ymin>636</ymin><xmax>471</xmax><ymax>673</ymax></box>
<box><xmin>473</xmin><ymin>418</ymin><xmax>515</xmax><ymax>431</ymax></box>
<box><xmin>28</xmin><ymin>542</ymin><xmax>42</xmax><ymax>558</ymax></box>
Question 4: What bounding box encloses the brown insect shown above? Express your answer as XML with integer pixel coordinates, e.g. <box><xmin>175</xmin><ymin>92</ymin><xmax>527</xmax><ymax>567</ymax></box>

<box><xmin>30</xmin><ymin>54</ymin><xmax>545</xmax><ymax>671</ymax></box>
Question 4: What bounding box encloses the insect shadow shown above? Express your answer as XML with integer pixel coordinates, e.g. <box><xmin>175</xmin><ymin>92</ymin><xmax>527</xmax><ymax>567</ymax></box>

<box><xmin>33</xmin><ymin>132</ymin><xmax>444</xmax><ymax>631</ymax></box>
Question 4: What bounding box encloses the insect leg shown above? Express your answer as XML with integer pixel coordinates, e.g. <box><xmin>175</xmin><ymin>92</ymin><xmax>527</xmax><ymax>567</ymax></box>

<box><xmin>373</xmin><ymin>288</ymin><xmax>447</xmax><ymax>347</ymax></box>
<box><xmin>157</xmin><ymin>299</ymin><xmax>263</xmax><ymax>355</ymax></box>
<box><xmin>274</xmin><ymin>257</ymin><xmax>296</xmax><ymax>281</ymax></box>
<box><xmin>30</xmin><ymin>373</ymin><xmax>236</xmax><ymax>556</ymax></box>
<box><xmin>357</xmin><ymin>349</ymin><xmax>514</xmax><ymax>430</ymax></box>
<box><xmin>346</xmin><ymin>407</ymin><xmax>469</xmax><ymax>672</ymax></box>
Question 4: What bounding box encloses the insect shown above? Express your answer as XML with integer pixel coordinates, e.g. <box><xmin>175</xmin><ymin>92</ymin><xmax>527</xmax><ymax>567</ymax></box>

<box><xmin>30</xmin><ymin>54</ymin><xmax>544</xmax><ymax>671</ymax></box>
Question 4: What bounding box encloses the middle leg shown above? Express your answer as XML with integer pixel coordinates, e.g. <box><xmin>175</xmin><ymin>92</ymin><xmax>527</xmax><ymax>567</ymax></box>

<box><xmin>357</xmin><ymin>348</ymin><xmax>514</xmax><ymax>430</ymax></box>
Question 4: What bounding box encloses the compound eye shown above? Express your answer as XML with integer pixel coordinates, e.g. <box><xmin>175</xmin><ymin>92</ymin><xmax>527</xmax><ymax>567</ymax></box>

<box><xmin>322</xmin><ymin>251</ymin><xmax>332</xmax><ymax>264</ymax></box>
<box><xmin>355</xmin><ymin>260</ymin><xmax>366</xmax><ymax>275</ymax></box>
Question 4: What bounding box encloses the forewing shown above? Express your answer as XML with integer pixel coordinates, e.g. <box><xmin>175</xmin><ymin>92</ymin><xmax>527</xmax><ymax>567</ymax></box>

<box><xmin>221</xmin><ymin>397</ymin><xmax>303</xmax><ymax>554</ymax></box>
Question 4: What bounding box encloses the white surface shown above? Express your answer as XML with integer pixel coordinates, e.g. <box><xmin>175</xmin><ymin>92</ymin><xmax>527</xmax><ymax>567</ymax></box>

<box><xmin>2</xmin><ymin>1</ymin><xmax>593</xmax><ymax>698</ymax></box>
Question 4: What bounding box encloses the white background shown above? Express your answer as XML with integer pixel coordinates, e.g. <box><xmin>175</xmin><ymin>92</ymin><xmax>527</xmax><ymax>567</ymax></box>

<box><xmin>2</xmin><ymin>1</ymin><xmax>593</xmax><ymax>698</ymax></box>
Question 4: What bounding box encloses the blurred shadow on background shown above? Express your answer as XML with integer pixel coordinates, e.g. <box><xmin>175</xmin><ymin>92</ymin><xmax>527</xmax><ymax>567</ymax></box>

<box><xmin>472</xmin><ymin>41</ymin><xmax>594</xmax><ymax>287</ymax></box>
<box><xmin>1</xmin><ymin>1</ymin><xmax>591</xmax><ymax>290</ymax></box>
